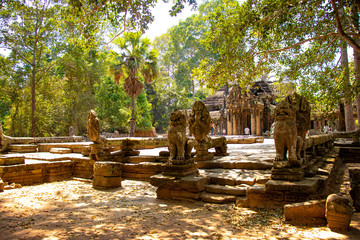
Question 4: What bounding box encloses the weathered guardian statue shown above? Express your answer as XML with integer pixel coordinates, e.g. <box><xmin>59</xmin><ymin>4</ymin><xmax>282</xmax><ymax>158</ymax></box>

<box><xmin>273</xmin><ymin>101</ymin><xmax>300</xmax><ymax>167</ymax></box>
<box><xmin>167</xmin><ymin>109</ymin><xmax>189</xmax><ymax>161</ymax></box>
<box><xmin>273</xmin><ymin>92</ymin><xmax>311</xmax><ymax>170</ymax></box>
<box><xmin>188</xmin><ymin>101</ymin><xmax>211</xmax><ymax>142</ymax></box>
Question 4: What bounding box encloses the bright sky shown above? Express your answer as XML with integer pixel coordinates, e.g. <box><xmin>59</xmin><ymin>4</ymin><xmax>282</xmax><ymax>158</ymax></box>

<box><xmin>143</xmin><ymin>1</ymin><xmax>199</xmax><ymax>40</ymax></box>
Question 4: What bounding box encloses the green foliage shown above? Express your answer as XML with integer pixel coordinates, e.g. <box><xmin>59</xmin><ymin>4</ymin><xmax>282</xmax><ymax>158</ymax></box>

<box><xmin>57</xmin><ymin>46</ymin><xmax>107</xmax><ymax>135</ymax></box>
<box><xmin>0</xmin><ymin>0</ymin><xmax>200</xmax><ymax>137</ymax></box>
<box><xmin>135</xmin><ymin>89</ymin><xmax>153</xmax><ymax>131</ymax></box>
<box><xmin>95</xmin><ymin>77</ymin><xmax>131</xmax><ymax>133</ymax></box>
<box><xmin>193</xmin><ymin>0</ymin><xmax>360</xmax><ymax>118</ymax></box>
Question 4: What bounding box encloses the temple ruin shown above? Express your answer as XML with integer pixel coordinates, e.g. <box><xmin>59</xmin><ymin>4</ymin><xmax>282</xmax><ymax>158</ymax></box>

<box><xmin>202</xmin><ymin>80</ymin><xmax>276</xmax><ymax>136</ymax></box>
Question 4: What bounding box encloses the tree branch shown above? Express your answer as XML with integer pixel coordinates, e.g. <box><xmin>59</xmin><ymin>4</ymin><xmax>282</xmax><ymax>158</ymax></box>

<box><xmin>257</xmin><ymin>33</ymin><xmax>338</xmax><ymax>55</ymax></box>
<box><xmin>106</xmin><ymin>0</ymin><xmax>132</xmax><ymax>44</ymax></box>
<box><xmin>331</xmin><ymin>0</ymin><xmax>360</xmax><ymax>53</ymax></box>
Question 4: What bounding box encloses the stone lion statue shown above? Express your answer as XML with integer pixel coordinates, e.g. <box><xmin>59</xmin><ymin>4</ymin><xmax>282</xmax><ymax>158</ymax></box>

<box><xmin>188</xmin><ymin>101</ymin><xmax>211</xmax><ymax>142</ymax></box>
<box><xmin>273</xmin><ymin>101</ymin><xmax>301</xmax><ymax>167</ymax></box>
<box><xmin>284</xmin><ymin>92</ymin><xmax>311</xmax><ymax>160</ymax></box>
<box><xmin>168</xmin><ymin>109</ymin><xmax>188</xmax><ymax>161</ymax></box>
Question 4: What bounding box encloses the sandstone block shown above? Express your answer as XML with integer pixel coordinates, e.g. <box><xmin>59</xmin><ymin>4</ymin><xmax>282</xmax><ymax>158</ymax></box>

<box><xmin>326</xmin><ymin>194</ymin><xmax>353</xmax><ymax>231</ymax></box>
<box><xmin>156</xmin><ymin>187</ymin><xmax>171</xmax><ymax>199</ymax></box>
<box><xmin>49</xmin><ymin>148</ymin><xmax>72</xmax><ymax>154</ymax></box>
<box><xmin>236</xmin><ymin>175</ymin><xmax>256</xmax><ymax>186</ymax></box>
<box><xmin>266</xmin><ymin>178</ymin><xmax>318</xmax><ymax>194</ymax></box>
<box><xmin>247</xmin><ymin>185</ymin><xmax>284</xmax><ymax>202</ymax></box>
<box><xmin>0</xmin><ymin>178</ymin><xmax>4</xmax><ymax>192</ymax></box>
<box><xmin>196</xmin><ymin>161</ymin><xmax>220</xmax><ymax>169</ymax></box>
<box><xmin>200</xmin><ymin>192</ymin><xmax>236</xmax><ymax>203</ymax></box>
<box><xmin>93</xmin><ymin>161</ymin><xmax>122</xmax><ymax>177</ymax></box>
<box><xmin>123</xmin><ymin>156</ymin><xmax>156</xmax><ymax>163</ymax></box>
<box><xmin>171</xmin><ymin>189</ymin><xmax>201</xmax><ymax>200</ymax></box>
<box><xmin>93</xmin><ymin>175</ymin><xmax>122</xmax><ymax>189</ymax></box>
<box><xmin>0</xmin><ymin>154</ymin><xmax>25</xmax><ymax>165</ymax></box>
<box><xmin>150</xmin><ymin>174</ymin><xmax>179</xmax><ymax>188</ymax></box>
<box><xmin>178</xmin><ymin>175</ymin><xmax>209</xmax><ymax>192</ymax></box>
<box><xmin>234</xmin><ymin>161</ymin><xmax>273</xmax><ymax>170</ymax></box>
<box><xmin>205</xmin><ymin>184</ymin><xmax>247</xmax><ymax>196</ymax></box>
<box><xmin>284</xmin><ymin>200</ymin><xmax>326</xmax><ymax>225</ymax></box>
<box><xmin>9</xmin><ymin>144</ymin><xmax>37</xmax><ymax>153</ymax></box>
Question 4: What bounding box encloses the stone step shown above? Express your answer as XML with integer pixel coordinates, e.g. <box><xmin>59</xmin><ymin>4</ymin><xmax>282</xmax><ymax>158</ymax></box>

<box><xmin>0</xmin><ymin>154</ymin><xmax>25</xmax><ymax>165</ymax></box>
<box><xmin>205</xmin><ymin>184</ymin><xmax>247</xmax><ymax>196</ymax></box>
<box><xmin>9</xmin><ymin>144</ymin><xmax>37</xmax><ymax>153</ymax></box>
<box><xmin>49</xmin><ymin>148</ymin><xmax>72</xmax><ymax>154</ymax></box>
<box><xmin>200</xmin><ymin>192</ymin><xmax>236</xmax><ymax>204</ymax></box>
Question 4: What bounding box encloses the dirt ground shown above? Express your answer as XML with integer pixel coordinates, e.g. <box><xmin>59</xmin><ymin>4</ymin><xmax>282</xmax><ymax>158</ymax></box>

<box><xmin>0</xmin><ymin>179</ymin><xmax>359</xmax><ymax>240</ymax></box>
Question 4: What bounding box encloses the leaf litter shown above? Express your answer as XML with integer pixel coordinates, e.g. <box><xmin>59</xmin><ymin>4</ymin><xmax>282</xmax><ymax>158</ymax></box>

<box><xmin>0</xmin><ymin>179</ymin><xmax>359</xmax><ymax>240</ymax></box>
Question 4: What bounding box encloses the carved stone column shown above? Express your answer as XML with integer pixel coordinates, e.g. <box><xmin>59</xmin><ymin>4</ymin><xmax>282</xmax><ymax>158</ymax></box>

<box><xmin>256</xmin><ymin>109</ymin><xmax>261</xmax><ymax>136</ymax></box>
<box><xmin>227</xmin><ymin>111</ymin><xmax>232</xmax><ymax>135</ymax></box>
<box><xmin>251</xmin><ymin>110</ymin><xmax>256</xmax><ymax>136</ymax></box>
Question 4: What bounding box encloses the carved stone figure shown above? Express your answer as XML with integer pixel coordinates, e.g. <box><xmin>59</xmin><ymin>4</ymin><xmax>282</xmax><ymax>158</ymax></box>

<box><xmin>273</xmin><ymin>101</ymin><xmax>300</xmax><ymax>167</ymax></box>
<box><xmin>87</xmin><ymin>110</ymin><xmax>102</xmax><ymax>143</ymax></box>
<box><xmin>69</xmin><ymin>126</ymin><xmax>75</xmax><ymax>136</ymax></box>
<box><xmin>284</xmin><ymin>92</ymin><xmax>311</xmax><ymax>160</ymax></box>
<box><xmin>188</xmin><ymin>101</ymin><xmax>211</xmax><ymax>142</ymax></box>
<box><xmin>326</xmin><ymin>194</ymin><xmax>353</xmax><ymax>230</ymax></box>
<box><xmin>167</xmin><ymin>109</ymin><xmax>188</xmax><ymax>161</ymax></box>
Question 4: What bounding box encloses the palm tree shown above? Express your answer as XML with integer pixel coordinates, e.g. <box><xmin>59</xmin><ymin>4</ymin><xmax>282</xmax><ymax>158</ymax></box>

<box><xmin>111</xmin><ymin>32</ymin><xmax>159</xmax><ymax>137</ymax></box>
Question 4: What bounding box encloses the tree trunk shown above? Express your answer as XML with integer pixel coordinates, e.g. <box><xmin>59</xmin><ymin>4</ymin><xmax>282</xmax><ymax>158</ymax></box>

<box><xmin>31</xmin><ymin>69</ymin><xmax>36</xmax><ymax>137</ymax></box>
<box><xmin>129</xmin><ymin>96</ymin><xmax>136</xmax><ymax>137</ymax></box>
<box><xmin>192</xmin><ymin>79</ymin><xmax>195</xmax><ymax>105</ymax></box>
<box><xmin>338</xmin><ymin>102</ymin><xmax>346</xmax><ymax>131</ymax></box>
<box><xmin>351</xmin><ymin>1</ymin><xmax>360</xmax><ymax>129</ymax></box>
<box><xmin>340</xmin><ymin>40</ymin><xmax>356</xmax><ymax>131</ymax></box>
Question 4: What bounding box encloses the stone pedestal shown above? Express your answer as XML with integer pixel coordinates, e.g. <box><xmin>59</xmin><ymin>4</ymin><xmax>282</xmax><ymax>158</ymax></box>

<box><xmin>162</xmin><ymin>158</ymin><xmax>198</xmax><ymax>178</ymax></box>
<box><xmin>93</xmin><ymin>161</ymin><xmax>122</xmax><ymax>189</ymax></box>
<box><xmin>150</xmin><ymin>174</ymin><xmax>209</xmax><ymax>201</ymax></box>
<box><xmin>193</xmin><ymin>139</ymin><xmax>214</xmax><ymax>162</ymax></box>
<box><xmin>326</xmin><ymin>194</ymin><xmax>353</xmax><ymax>231</ymax></box>
<box><xmin>89</xmin><ymin>143</ymin><xmax>104</xmax><ymax>161</ymax></box>
<box><xmin>271</xmin><ymin>167</ymin><xmax>304</xmax><ymax>181</ymax></box>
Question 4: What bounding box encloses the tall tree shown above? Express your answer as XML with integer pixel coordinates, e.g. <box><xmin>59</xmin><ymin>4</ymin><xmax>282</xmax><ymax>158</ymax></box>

<box><xmin>111</xmin><ymin>32</ymin><xmax>158</xmax><ymax>136</ymax></box>
<box><xmin>193</xmin><ymin>0</ymin><xmax>359</xmax><ymax>129</ymax></box>
<box><xmin>1</xmin><ymin>0</ymin><xmax>62</xmax><ymax>136</ymax></box>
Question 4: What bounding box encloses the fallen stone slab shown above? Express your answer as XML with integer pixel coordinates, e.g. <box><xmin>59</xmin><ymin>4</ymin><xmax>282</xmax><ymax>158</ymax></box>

<box><xmin>156</xmin><ymin>187</ymin><xmax>201</xmax><ymax>201</ymax></box>
<box><xmin>38</xmin><ymin>142</ymin><xmax>91</xmax><ymax>153</ymax></box>
<box><xmin>200</xmin><ymin>192</ymin><xmax>236</xmax><ymax>203</ymax></box>
<box><xmin>265</xmin><ymin>178</ymin><xmax>319</xmax><ymax>194</ymax></box>
<box><xmin>236</xmin><ymin>174</ymin><xmax>256</xmax><ymax>186</ymax></box>
<box><xmin>205</xmin><ymin>184</ymin><xmax>247</xmax><ymax>196</ymax></box>
<box><xmin>9</xmin><ymin>144</ymin><xmax>37</xmax><ymax>153</ymax></box>
<box><xmin>197</xmin><ymin>160</ymin><xmax>221</xmax><ymax>169</ymax></box>
<box><xmin>49</xmin><ymin>148</ymin><xmax>72</xmax><ymax>154</ymax></box>
<box><xmin>284</xmin><ymin>200</ymin><xmax>327</xmax><ymax>226</ymax></box>
<box><xmin>0</xmin><ymin>154</ymin><xmax>25</xmax><ymax>165</ymax></box>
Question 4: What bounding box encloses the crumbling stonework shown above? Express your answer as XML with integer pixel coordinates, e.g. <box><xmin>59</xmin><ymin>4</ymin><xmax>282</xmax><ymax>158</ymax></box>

<box><xmin>188</xmin><ymin>101</ymin><xmax>211</xmax><ymax>143</ymax></box>
<box><xmin>326</xmin><ymin>193</ymin><xmax>353</xmax><ymax>231</ymax></box>
<box><xmin>87</xmin><ymin>110</ymin><xmax>102</xmax><ymax>144</ymax></box>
